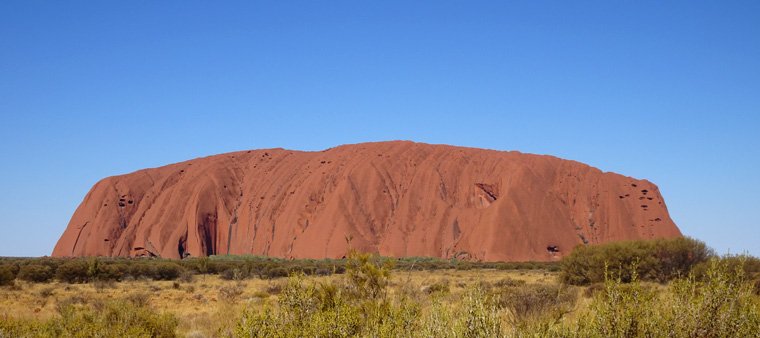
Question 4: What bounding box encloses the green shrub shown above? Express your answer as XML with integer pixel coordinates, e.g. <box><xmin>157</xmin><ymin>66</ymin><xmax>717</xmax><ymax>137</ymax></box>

<box><xmin>220</xmin><ymin>268</ymin><xmax>247</xmax><ymax>281</ymax></box>
<box><xmin>300</xmin><ymin>265</ymin><xmax>316</xmax><ymax>276</ymax></box>
<box><xmin>345</xmin><ymin>249</ymin><xmax>395</xmax><ymax>299</ymax></box>
<box><xmin>214</xmin><ymin>262</ymin><xmax>238</xmax><ymax>275</ymax></box>
<box><xmin>455</xmin><ymin>261</ymin><xmax>472</xmax><ymax>270</ymax></box>
<box><xmin>264</xmin><ymin>267</ymin><xmax>288</xmax><ymax>279</ymax></box>
<box><xmin>55</xmin><ymin>260</ymin><xmax>89</xmax><ymax>283</ymax></box>
<box><xmin>515</xmin><ymin>261</ymin><xmax>537</xmax><ymax>270</ymax></box>
<box><xmin>128</xmin><ymin>262</ymin><xmax>152</xmax><ymax>280</ymax></box>
<box><xmin>152</xmin><ymin>262</ymin><xmax>182</xmax><ymax>280</ymax></box>
<box><xmin>0</xmin><ymin>264</ymin><xmax>15</xmax><ymax>286</ymax></box>
<box><xmin>99</xmin><ymin>262</ymin><xmax>127</xmax><ymax>281</ymax></box>
<box><xmin>650</xmin><ymin>237</ymin><xmax>715</xmax><ymax>282</ymax></box>
<box><xmin>332</xmin><ymin>264</ymin><xmax>346</xmax><ymax>274</ymax></box>
<box><xmin>560</xmin><ymin>237</ymin><xmax>714</xmax><ymax>285</ymax></box>
<box><xmin>24</xmin><ymin>258</ymin><xmax>63</xmax><ymax>275</ymax></box>
<box><xmin>86</xmin><ymin>257</ymin><xmax>101</xmax><ymax>281</ymax></box>
<box><xmin>194</xmin><ymin>256</ymin><xmax>210</xmax><ymax>278</ymax></box>
<box><xmin>17</xmin><ymin>264</ymin><xmax>53</xmax><ymax>283</ymax></box>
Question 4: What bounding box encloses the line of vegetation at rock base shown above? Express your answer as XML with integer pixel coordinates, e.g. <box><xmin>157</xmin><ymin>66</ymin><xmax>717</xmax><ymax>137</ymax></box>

<box><xmin>1</xmin><ymin>237</ymin><xmax>756</xmax><ymax>288</ymax></box>
<box><xmin>0</xmin><ymin>252</ymin><xmax>561</xmax><ymax>285</ymax></box>
<box><xmin>0</xmin><ymin>237</ymin><xmax>758</xmax><ymax>337</ymax></box>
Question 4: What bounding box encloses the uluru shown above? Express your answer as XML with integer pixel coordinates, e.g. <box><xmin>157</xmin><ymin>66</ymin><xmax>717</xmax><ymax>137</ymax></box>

<box><xmin>52</xmin><ymin>141</ymin><xmax>682</xmax><ymax>261</ymax></box>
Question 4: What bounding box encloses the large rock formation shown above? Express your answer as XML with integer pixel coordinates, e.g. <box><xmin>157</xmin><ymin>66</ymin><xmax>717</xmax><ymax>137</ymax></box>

<box><xmin>53</xmin><ymin>141</ymin><xmax>681</xmax><ymax>261</ymax></box>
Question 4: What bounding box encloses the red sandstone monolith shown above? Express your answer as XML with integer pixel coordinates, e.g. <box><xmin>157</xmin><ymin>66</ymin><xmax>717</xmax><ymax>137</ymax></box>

<box><xmin>53</xmin><ymin>141</ymin><xmax>681</xmax><ymax>261</ymax></box>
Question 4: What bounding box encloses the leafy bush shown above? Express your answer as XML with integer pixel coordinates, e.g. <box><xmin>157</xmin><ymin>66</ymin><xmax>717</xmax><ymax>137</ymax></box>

<box><xmin>345</xmin><ymin>249</ymin><xmax>395</xmax><ymax>299</ymax></box>
<box><xmin>127</xmin><ymin>262</ymin><xmax>153</xmax><ymax>280</ymax></box>
<box><xmin>220</xmin><ymin>268</ymin><xmax>236</xmax><ymax>280</ymax></box>
<box><xmin>455</xmin><ymin>261</ymin><xmax>472</xmax><ymax>270</ymax></box>
<box><xmin>100</xmin><ymin>262</ymin><xmax>127</xmax><ymax>281</ymax></box>
<box><xmin>651</xmin><ymin>236</ymin><xmax>715</xmax><ymax>281</ymax></box>
<box><xmin>152</xmin><ymin>262</ymin><xmax>182</xmax><ymax>280</ymax></box>
<box><xmin>220</xmin><ymin>268</ymin><xmax>247</xmax><ymax>281</ymax></box>
<box><xmin>17</xmin><ymin>264</ymin><xmax>53</xmax><ymax>283</ymax></box>
<box><xmin>86</xmin><ymin>257</ymin><xmax>101</xmax><ymax>281</ymax></box>
<box><xmin>0</xmin><ymin>264</ymin><xmax>16</xmax><ymax>286</ymax></box>
<box><xmin>55</xmin><ymin>260</ymin><xmax>89</xmax><ymax>283</ymax></box>
<box><xmin>515</xmin><ymin>261</ymin><xmax>537</xmax><ymax>270</ymax></box>
<box><xmin>264</xmin><ymin>267</ymin><xmax>288</xmax><ymax>279</ymax></box>
<box><xmin>560</xmin><ymin>237</ymin><xmax>714</xmax><ymax>285</ymax></box>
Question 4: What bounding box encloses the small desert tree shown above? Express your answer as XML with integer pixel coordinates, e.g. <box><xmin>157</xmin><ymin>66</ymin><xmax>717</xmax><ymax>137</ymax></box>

<box><xmin>87</xmin><ymin>257</ymin><xmax>101</xmax><ymax>281</ymax></box>
<box><xmin>196</xmin><ymin>256</ymin><xmax>210</xmax><ymax>281</ymax></box>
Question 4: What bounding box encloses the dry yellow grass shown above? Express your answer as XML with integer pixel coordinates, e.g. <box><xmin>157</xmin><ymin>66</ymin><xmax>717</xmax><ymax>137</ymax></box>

<box><xmin>0</xmin><ymin>268</ymin><xmax>567</xmax><ymax>337</ymax></box>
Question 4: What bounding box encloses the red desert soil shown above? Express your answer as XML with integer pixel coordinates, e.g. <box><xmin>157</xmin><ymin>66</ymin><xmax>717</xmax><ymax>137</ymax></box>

<box><xmin>53</xmin><ymin>141</ymin><xmax>681</xmax><ymax>261</ymax></box>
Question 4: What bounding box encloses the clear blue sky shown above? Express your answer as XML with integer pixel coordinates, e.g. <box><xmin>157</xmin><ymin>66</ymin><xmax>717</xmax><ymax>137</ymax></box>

<box><xmin>1</xmin><ymin>1</ymin><xmax>758</xmax><ymax>257</ymax></box>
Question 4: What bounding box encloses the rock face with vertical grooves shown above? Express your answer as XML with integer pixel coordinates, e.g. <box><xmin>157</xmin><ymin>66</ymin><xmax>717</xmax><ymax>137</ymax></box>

<box><xmin>52</xmin><ymin>141</ymin><xmax>682</xmax><ymax>261</ymax></box>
